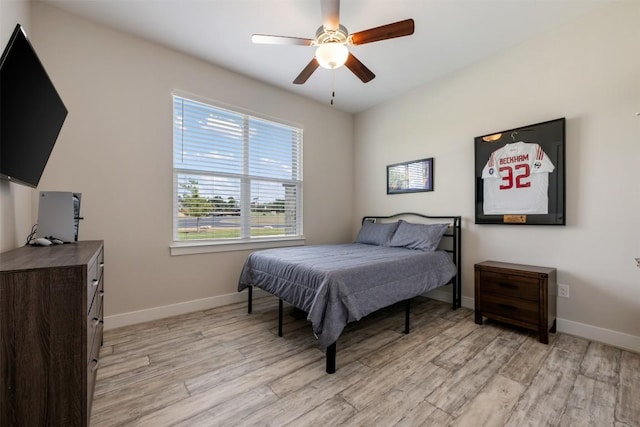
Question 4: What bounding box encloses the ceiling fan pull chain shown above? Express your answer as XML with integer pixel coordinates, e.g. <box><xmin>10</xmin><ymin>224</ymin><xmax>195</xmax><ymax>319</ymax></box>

<box><xmin>330</xmin><ymin>70</ymin><xmax>336</xmax><ymax>105</ymax></box>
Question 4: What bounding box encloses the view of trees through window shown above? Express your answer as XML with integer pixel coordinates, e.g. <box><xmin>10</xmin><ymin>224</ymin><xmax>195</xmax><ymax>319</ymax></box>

<box><xmin>178</xmin><ymin>178</ymin><xmax>290</xmax><ymax>239</ymax></box>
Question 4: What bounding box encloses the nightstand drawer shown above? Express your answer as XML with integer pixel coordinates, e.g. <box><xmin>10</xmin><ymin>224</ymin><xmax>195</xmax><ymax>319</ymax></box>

<box><xmin>480</xmin><ymin>294</ymin><xmax>538</xmax><ymax>325</ymax></box>
<box><xmin>479</xmin><ymin>270</ymin><xmax>539</xmax><ymax>301</ymax></box>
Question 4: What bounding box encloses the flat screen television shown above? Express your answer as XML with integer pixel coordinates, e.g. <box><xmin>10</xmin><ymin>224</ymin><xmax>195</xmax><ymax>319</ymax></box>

<box><xmin>0</xmin><ymin>23</ymin><xmax>67</xmax><ymax>188</ymax></box>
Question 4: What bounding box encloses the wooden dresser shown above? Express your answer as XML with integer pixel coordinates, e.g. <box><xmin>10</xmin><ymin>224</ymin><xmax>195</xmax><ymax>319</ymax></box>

<box><xmin>474</xmin><ymin>260</ymin><xmax>556</xmax><ymax>344</ymax></box>
<box><xmin>0</xmin><ymin>240</ymin><xmax>104</xmax><ymax>426</ymax></box>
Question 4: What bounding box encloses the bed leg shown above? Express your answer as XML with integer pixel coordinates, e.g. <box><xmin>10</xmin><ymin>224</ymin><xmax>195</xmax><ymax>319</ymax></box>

<box><xmin>247</xmin><ymin>286</ymin><xmax>252</xmax><ymax>314</ymax></box>
<box><xmin>404</xmin><ymin>299</ymin><xmax>411</xmax><ymax>334</ymax></box>
<box><xmin>452</xmin><ymin>277</ymin><xmax>457</xmax><ymax>310</ymax></box>
<box><xmin>278</xmin><ymin>299</ymin><xmax>283</xmax><ymax>337</ymax></box>
<box><xmin>326</xmin><ymin>342</ymin><xmax>336</xmax><ymax>374</ymax></box>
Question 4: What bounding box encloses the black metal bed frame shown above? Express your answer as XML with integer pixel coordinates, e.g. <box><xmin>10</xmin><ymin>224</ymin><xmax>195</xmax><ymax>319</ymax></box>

<box><xmin>246</xmin><ymin>213</ymin><xmax>462</xmax><ymax>374</ymax></box>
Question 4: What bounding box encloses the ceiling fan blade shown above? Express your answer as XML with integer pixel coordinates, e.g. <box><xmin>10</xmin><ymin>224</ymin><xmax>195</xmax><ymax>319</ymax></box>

<box><xmin>293</xmin><ymin>58</ymin><xmax>320</xmax><ymax>84</ymax></box>
<box><xmin>350</xmin><ymin>19</ymin><xmax>415</xmax><ymax>45</ymax></box>
<box><xmin>252</xmin><ymin>34</ymin><xmax>314</xmax><ymax>46</ymax></box>
<box><xmin>345</xmin><ymin>53</ymin><xmax>375</xmax><ymax>83</ymax></box>
<box><xmin>321</xmin><ymin>0</ymin><xmax>340</xmax><ymax>31</ymax></box>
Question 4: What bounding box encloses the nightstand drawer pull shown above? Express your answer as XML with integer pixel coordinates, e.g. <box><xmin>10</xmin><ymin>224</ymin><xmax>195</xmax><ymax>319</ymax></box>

<box><xmin>497</xmin><ymin>303</ymin><xmax>518</xmax><ymax>311</ymax></box>
<box><xmin>497</xmin><ymin>282</ymin><xmax>517</xmax><ymax>289</ymax></box>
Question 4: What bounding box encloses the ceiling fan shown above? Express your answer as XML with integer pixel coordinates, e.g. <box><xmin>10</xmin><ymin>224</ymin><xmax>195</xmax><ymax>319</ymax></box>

<box><xmin>251</xmin><ymin>0</ymin><xmax>415</xmax><ymax>84</ymax></box>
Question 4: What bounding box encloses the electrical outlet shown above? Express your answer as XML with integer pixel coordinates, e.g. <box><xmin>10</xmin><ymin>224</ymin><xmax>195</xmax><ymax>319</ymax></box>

<box><xmin>558</xmin><ymin>283</ymin><xmax>570</xmax><ymax>298</ymax></box>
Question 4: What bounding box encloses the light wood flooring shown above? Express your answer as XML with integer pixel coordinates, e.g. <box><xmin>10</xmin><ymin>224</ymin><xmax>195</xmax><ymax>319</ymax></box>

<box><xmin>91</xmin><ymin>296</ymin><xmax>640</xmax><ymax>426</ymax></box>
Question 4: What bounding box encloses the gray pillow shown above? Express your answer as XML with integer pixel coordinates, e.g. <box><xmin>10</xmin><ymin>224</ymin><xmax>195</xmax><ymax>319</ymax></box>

<box><xmin>355</xmin><ymin>221</ymin><xmax>398</xmax><ymax>246</ymax></box>
<box><xmin>388</xmin><ymin>220</ymin><xmax>449</xmax><ymax>251</ymax></box>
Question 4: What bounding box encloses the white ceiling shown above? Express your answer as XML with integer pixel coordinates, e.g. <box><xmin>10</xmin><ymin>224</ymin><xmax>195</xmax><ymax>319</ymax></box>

<box><xmin>39</xmin><ymin>0</ymin><xmax>610</xmax><ymax>114</ymax></box>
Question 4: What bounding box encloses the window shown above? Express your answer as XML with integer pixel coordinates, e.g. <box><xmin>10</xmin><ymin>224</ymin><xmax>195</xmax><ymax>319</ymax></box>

<box><xmin>173</xmin><ymin>95</ymin><xmax>303</xmax><ymax>243</ymax></box>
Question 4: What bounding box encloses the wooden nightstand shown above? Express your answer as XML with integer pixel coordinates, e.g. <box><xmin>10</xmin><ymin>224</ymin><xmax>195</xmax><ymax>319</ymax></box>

<box><xmin>474</xmin><ymin>261</ymin><xmax>557</xmax><ymax>344</ymax></box>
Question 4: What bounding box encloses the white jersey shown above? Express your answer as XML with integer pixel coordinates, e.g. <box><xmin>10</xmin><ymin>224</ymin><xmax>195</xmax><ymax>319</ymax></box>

<box><xmin>482</xmin><ymin>142</ymin><xmax>555</xmax><ymax>215</ymax></box>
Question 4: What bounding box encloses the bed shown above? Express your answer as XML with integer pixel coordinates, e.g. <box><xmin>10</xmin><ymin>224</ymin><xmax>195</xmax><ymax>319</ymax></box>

<box><xmin>238</xmin><ymin>213</ymin><xmax>462</xmax><ymax>373</ymax></box>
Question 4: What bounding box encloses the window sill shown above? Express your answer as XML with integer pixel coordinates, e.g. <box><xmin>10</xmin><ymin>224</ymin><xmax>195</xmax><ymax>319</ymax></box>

<box><xmin>170</xmin><ymin>236</ymin><xmax>306</xmax><ymax>256</ymax></box>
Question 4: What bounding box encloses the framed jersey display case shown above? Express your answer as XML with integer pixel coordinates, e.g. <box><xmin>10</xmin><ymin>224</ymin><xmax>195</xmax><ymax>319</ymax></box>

<box><xmin>475</xmin><ymin>118</ymin><xmax>565</xmax><ymax>225</ymax></box>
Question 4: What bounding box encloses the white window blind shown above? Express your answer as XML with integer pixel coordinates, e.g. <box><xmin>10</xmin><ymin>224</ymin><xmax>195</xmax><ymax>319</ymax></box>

<box><xmin>173</xmin><ymin>95</ymin><xmax>303</xmax><ymax>242</ymax></box>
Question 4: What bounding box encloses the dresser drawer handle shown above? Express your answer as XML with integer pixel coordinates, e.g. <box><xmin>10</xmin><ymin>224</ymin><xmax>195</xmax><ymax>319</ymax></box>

<box><xmin>91</xmin><ymin>317</ymin><xmax>101</xmax><ymax>327</ymax></box>
<box><xmin>99</xmin><ymin>262</ymin><xmax>105</xmax><ymax>269</ymax></box>
<box><xmin>90</xmin><ymin>359</ymin><xmax>100</xmax><ymax>372</ymax></box>
<box><xmin>92</xmin><ymin>279</ymin><xmax>99</xmax><ymax>287</ymax></box>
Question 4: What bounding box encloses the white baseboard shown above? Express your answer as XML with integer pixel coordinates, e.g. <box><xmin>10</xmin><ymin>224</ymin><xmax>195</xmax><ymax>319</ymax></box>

<box><xmin>106</xmin><ymin>288</ymin><xmax>465</xmax><ymax>331</ymax></box>
<box><xmin>104</xmin><ymin>289</ymin><xmax>269</xmax><ymax>330</ymax></box>
<box><xmin>426</xmin><ymin>289</ymin><xmax>640</xmax><ymax>354</ymax></box>
<box><xmin>106</xmin><ymin>290</ymin><xmax>640</xmax><ymax>354</ymax></box>
<box><xmin>556</xmin><ymin>318</ymin><xmax>640</xmax><ymax>354</ymax></box>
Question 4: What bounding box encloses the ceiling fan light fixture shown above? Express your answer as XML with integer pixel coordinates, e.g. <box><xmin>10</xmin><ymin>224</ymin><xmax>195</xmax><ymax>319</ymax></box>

<box><xmin>253</xmin><ymin>4</ymin><xmax>414</xmax><ymax>85</ymax></box>
<box><xmin>315</xmin><ymin>42</ymin><xmax>349</xmax><ymax>69</ymax></box>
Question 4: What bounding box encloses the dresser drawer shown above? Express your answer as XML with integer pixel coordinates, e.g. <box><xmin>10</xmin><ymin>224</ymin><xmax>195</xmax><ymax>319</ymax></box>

<box><xmin>88</xmin><ymin>273</ymin><xmax>102</xmax><ymax>316</ymax></box>
<box><xmin>87</xmin><ymin>248</ymin><xmax>104</xmax><ymax>311</ymax></box>
<box><xmin>87</xmin><ymin>246</ymin><xmax>104</xmax><ymax>424</ymax></box>
<box><xmin>87</xmin><ymin>281</ymin><xmax>103</xmax><ymax>364</ymax></box>
<box><xmin>87</xmin><ymin>352</ymin><xmax>100</xmax><ymax>426</ymax></box>
<box><xmin>88</xmin><ymin>306</ymin><xmax>103</xmax><ymax>368</ymax></box>
<box><xmin>87</xmin><ymin>302</ymin><xmax>102</xmax><ymax>424</ymax></box>
<box><xmin>480</xmin><ymin>294</ymin><xmax>538</xmax><ymax>326</ymax></box>
<box><xmin>478</xmin><ymin>270</ymin><xmax>539</xmax><ymax>301</ymax></box>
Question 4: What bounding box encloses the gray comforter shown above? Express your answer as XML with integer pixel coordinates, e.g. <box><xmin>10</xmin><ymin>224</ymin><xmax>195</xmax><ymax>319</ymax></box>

<box><xmin>238</xmin><ymin>243</ymin><xmax>457</xmax><ymax>348</ymax></box>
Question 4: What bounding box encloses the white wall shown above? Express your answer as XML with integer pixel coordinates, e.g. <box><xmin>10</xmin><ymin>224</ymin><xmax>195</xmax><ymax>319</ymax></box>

<box><xmin>0</xmin><ymin>0</ymin><xmax>36</xmax><ymax>253</ymax></box>
<box><xmin>354</xmin><ymin>2</ymin><xmax>640</xmax><ymax>348</ymax></box>
<box><xmin>7</xmin><ymin>2</ymin><xmax>639</xmax><ymax>351</ymax></box>
<box><xmin>30</xmin><ymin>3</ymin><xmax>354</xmax><ymax>321</ymax></box>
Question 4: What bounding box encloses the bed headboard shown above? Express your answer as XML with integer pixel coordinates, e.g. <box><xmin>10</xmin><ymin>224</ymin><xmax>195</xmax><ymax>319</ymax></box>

<box><xmin>361</xmin><ymin>213</ymin><xmax>462</xmax><ymax>309</ymax></box>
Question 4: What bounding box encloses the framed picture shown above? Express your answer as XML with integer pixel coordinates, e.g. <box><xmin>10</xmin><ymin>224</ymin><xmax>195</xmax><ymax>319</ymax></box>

<box><xmin>387</xmin><ymin>157</ymin><xmax>434</xmax><ymax>194</ymax></box>
<box><xmin>475</xmin><ymin>118</ymin><xmax>565</xmax><ymax>225</ymax></box>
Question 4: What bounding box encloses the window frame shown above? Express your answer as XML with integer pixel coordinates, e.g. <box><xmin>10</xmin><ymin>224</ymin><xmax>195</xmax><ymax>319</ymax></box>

<box><xmin>170</xmin><ymin>92</ymin><xmax>304</xmax><ymax>255</ymax></box>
